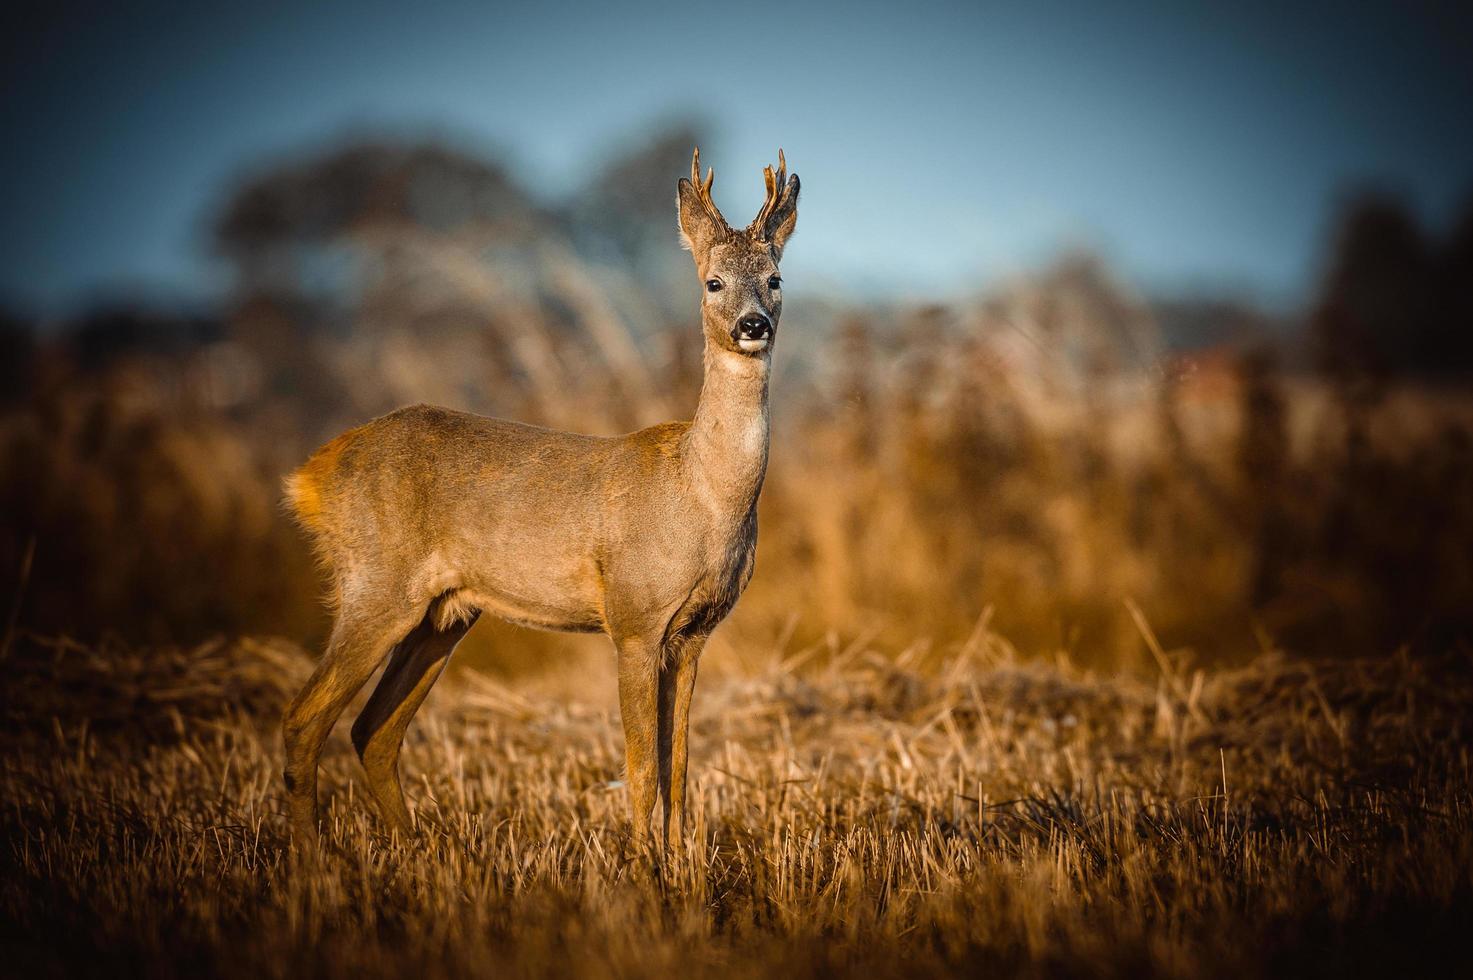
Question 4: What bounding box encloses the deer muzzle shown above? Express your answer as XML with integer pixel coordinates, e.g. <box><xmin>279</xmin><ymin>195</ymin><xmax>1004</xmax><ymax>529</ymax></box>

<box><xmin>734</xmin><ymin>313</ymin><xmax>773</xmax><ymax>352</ymax></box>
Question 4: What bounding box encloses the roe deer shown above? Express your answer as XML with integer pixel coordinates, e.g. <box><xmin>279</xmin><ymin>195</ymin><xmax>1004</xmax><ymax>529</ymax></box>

<box><xmin>282</xmin><ymin>149</ymin><xmax>799</xmax><ymax>848</ymax></box>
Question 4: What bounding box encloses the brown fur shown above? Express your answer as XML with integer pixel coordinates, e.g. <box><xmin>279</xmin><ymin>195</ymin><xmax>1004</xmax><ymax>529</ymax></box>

<box><xmin>282</xmin><ymin>150</ymin><xmax>799</xmax><ymax>849</ymax></box>
<box><xmin>283</xmin><ymin>429</ymin><xmax>356</xmax><ymax>537</ymax></box>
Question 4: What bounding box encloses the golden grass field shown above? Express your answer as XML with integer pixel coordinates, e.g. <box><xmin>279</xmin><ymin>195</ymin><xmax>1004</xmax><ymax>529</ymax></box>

<box><xmin>4</xmin><ymin>622</ymin><xmax>1470</xmax><ymax>978</ymax></box>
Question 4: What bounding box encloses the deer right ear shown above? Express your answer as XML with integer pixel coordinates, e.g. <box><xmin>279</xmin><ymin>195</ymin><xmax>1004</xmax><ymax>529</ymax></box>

<box><xmin>677</xmin><ymin>148</ymin><xmax>729</xmax><ymax>255</ymax></box>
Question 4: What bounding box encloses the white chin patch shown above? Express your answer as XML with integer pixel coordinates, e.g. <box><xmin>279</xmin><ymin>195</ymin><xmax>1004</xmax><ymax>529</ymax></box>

<box><xmin>738</xmin><ymin>337</ymin><xmax>769</xmax><ymax>352</ymax></box>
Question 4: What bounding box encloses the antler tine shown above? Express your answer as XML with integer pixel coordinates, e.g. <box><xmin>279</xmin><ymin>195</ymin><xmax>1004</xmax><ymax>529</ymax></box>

<box><xmin>689</xmin><ymin>146</ymin><xmax>723</xmax><ymax>225</ymax></box>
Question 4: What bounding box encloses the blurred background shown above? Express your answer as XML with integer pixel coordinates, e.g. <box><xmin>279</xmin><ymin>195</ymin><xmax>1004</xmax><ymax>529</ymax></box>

<box><xmin>3</xmin><ymin>0</ymin><xmax>1472</xmax><ymax>673</ymax></box>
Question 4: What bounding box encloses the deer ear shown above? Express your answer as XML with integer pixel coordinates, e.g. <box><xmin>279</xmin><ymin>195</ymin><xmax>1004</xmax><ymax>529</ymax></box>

<box><xmin>763</xmin><ymin>173</ymin><xmax>800</xmax><ymax>261</ymax></box>
<box><xmin>749</xmin><ymin>151</ymin><xmax>800</xmax><ymax>260</ymax></box>
<box><xmin>677</xmin><ymin>179</ymin><xmax>720</xmax><ymax>254</ymax></box>
<box><xmin>677</xmin><ymin>148</ymin><xmax>729</xmax><ymax>255</ymax></box>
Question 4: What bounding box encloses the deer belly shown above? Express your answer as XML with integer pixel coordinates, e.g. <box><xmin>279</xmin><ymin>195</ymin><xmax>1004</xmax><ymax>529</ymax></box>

<box><xmin>445</xmin><ymin>584</ymin><xmax>606</xmax><ymax>634</ymax></box>
<box><xmin>453</xmin><ymin>551</ymin><xmax>607</xmax><ymax>633</ymax></box>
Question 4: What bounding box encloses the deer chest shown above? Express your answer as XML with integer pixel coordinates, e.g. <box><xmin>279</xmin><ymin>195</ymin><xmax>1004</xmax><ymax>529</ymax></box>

<box><xmin>670</xmin><ymin>510</ymin><xmax>759</xmax><ymax>638</ymax></box>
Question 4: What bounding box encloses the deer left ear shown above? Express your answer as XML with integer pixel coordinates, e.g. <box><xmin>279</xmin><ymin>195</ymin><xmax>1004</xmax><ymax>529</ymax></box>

<box><xmin>750</xmin><ymin>150</ymin><xmax>800</xmax><ymax>260</ymax></box>
<box><xmin>764</xmin><ymin>174</ymin><xmax>799</xmax><ymax>260</ymax></box>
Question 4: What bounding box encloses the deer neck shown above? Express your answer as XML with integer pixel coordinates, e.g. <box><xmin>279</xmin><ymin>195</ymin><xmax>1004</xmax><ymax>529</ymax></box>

<box><xmin>686</xmin><ymin>342</ymin><xmax>770</xmax><ymax>516</ymax></box>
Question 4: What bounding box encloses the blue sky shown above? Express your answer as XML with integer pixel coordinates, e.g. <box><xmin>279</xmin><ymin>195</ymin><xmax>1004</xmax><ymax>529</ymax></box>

<box><xmin>3</xmin><ymin>0</ymin><xmax>1470</xmax><ymax>315</ymax></box>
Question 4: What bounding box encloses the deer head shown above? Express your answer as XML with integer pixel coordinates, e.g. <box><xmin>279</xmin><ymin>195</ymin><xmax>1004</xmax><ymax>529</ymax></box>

<box><xmin>678</xmin><ymin>148</ymin><xmax>800</xmax><ymax>356</ymax></box>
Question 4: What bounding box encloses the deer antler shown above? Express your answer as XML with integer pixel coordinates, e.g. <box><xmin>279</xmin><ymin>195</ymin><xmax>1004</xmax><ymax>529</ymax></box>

<box><xmin>688</xmin><ymin>147</ymin><xmax>729</xmax><ymax>231</ymax></box>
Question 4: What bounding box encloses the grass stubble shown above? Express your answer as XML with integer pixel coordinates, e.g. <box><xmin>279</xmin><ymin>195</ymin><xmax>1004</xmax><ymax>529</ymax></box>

<box><xmin>2</xmin><ymin>623</ymin><xmax>1470</xmax><ymax>979</ymax></box>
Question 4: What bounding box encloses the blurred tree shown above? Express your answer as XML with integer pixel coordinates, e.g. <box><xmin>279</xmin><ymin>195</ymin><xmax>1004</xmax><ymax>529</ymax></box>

<box><xmin>0</xmin><ymin>309</ymin><xmax>35</xmax><ymax>405</ymax></box>
<box><xmin>1308</xmin><ymin>190</ymin><xmax>1468</xmax><ymax>391</ymax></box>
<box><xmin>1433</xmin><ymin>196</ymin><xmax>1473</xmax><ymax>377</ymax></box>
<box><xmin>215</xmin><ymin>139</ymin><xmax>553</xmax><ymax>429</ymax></box>
<box><xmin>564</xmin><ymin>121</ymin><xmax>712</xmax><ymax>324</ymax></box>
<box><xmin>65</xmin><ymin>307</ymin><xmax>222</xmax><ymax>372</ymax></box>
<box><xmin>212</xmin><ymin>133</ymin><xmax>688</xmax><ymax>438</ymax></box>
<box><xmin>215</xmin><ymin>139</ymin><xmax>545</xmax><ymax>295</ymax></box>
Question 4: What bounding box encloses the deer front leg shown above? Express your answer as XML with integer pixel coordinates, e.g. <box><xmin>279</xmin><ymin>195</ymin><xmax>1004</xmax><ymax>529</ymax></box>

<box><xmin>615</xmin><ymin>635</ymin><xmax>661</xmax><ymax>846</ymax></box>
<box><xmin>659</xmin><ymin>633</ymin><xmax>706</xmax><ymax>849</ymax></box>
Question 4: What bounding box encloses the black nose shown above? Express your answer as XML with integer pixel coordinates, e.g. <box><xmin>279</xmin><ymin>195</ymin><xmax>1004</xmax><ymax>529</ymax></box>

<box><xmin>735</xmin><ymin>314</ymin><xmax>772</xmax><ymax>340</ymax></box>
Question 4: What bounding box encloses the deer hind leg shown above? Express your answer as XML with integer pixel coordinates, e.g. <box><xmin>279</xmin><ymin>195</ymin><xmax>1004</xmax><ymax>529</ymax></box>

<box><xmin>658</xmin><ymin>631</ymin><xmax>707</xmax><ymax>850</ymax></box>
<box><xmin>282</xmin><ymin>599</ymin><xmax>421</xmax><ymax>846</ymax></box>
<box><xmin>350</xmin><ymin>605</ymin><xmax>477</xmax><ymax>834</ymax></box>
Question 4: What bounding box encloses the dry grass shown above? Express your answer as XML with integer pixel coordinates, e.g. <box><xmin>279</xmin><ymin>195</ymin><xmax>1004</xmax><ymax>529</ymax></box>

<box><xmin>9</xmin><ymin>307</ymin><xmax>1473</xmax><ymax>668</ymax></box>
<box><xmin>3</xmin><ymin>627</ymin><xmax>1470</xmax><ymax>978</ymax></box>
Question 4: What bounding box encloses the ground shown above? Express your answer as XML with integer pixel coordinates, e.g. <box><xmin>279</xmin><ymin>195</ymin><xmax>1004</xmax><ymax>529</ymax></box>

<box><xmin>2</xmin><ymin>629</ymin><xmax>1470</xmax><ymax>978</ymax></box>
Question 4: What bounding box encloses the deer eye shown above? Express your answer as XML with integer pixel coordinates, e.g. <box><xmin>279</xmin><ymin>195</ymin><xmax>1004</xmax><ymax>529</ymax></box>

<box><xmin>768</xmin><ymin>276</ymin><xmax>782</xmax><ymax>290</ymax></box>
<box><xmin>705</xmin><ymin>279</ymin><xmax>723</xmax><ymax>293</ymax></box>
